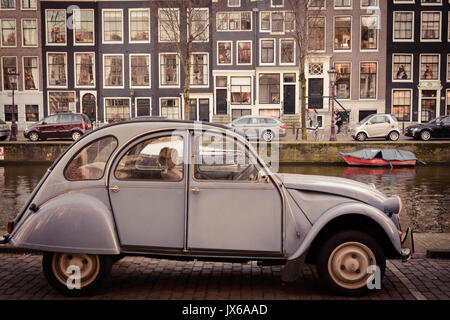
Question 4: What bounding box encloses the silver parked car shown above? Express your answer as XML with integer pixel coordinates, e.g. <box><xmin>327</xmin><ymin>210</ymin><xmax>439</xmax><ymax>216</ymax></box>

<box><xmin>1</xmin><ymin>120</ymin><xmax>413</xmax><ymax>296</ymax></box>
<box><xmin>228</xmin><ymin>115</ymin><xmax>286</xmax><ymax>142</ymax></box>
<box><xmin>351</xmin><ymin>114</ymin><xmax>401</xmax><ymax>141</ymax></box>
<box><xmin>0</xmin><ymin>120</ymin><xmax>10</xmax><ymax>141</ymax></box>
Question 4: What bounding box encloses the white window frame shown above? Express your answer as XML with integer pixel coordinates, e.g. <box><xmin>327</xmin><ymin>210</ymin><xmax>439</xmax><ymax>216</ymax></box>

<box><xmin>391</xmin><ymin>89</ymin><xmax>413</xmax><ymax>122</ymax></box>
<box><xmin>73</xmin><ymin>8</ymin><xmax>95</xmax><ymax>46</ymax></box>
<box><xmin>420</xmin><ymin>0</ymin><xmax>442</xmax><ymax>6</ymax></box>
<box><xmin>333</xmin><ymin>15</ymin><xmax>352</xmax><ymax>52</ymax></box>
<box><xmin>271</xmin><ymin>0</ymin><xmax>284</xmax><ymax>8</ymax></box>
<box><xmin>1</xmin><ymin>19</ymin><xmax>17</xmax><ymax>47</ymax></box>
<box><xmin>103</xmin><ymin>97</ymin><xmax>132</xmax><ymax>123</ymax></box>
<box><xmin>159</xmin><ymin>97</ymin><xmax>181</xmax><ymax>119</ymax></box>
<box><xmin>46</xmin><ymin>52</ymin><xmax>68</xmax><ymax>89</ymax></box>
<box><xmin>257</xmin><ymin>73</ymin><xmax>281</xmax><ymax>105</ymax></box>
<box><xmin>360</xmin><ymin>0</ymin><xmax>379</xmax><ymax>9</ymax></box>
<box><xmin>45</xmin><ymin>9</ymin><xmax>67</xmax><ymax>46</ymax></box>
<box><xmin>22</xmin><ymin>56</ymin><xmax>39</xmax><ymax>91</ymax></box>
<box><xmin>308</xmin><ymin>0</ymin><xmax>326</xmax><ymax>10</ymax></box>
<box><xmin>190</xmin><ymin>8</ymin><xmax>209</xmax><ymax>43</ymax></box>
<box><xmin>228</xmin><ymin>0</ymin><xmax>241</xmax><ymax>7</ymax></box>
<box><xmin>279</xmin><ymin>38</ymin><xmax>296</xmax><ymax>66</ymax></box>
<box><xmin>359</xmin><ymin>61</ymin><xmax>378</xmax><ymax>101</ymax></box>
<box><xmin>102</xmin><ymin>9</ymin><xmax>124</xmax><ymax>44</ymax></box>
<box><xmin>446</xmin><ymin>89</ymin><xmax>450</xmax><ymax>115</ymax></box>
<box><xmin>334</xmin><ymin>0</ymin><xmax>352</xmax><ymax>10</ymax></box>
<box><xmin>74</xmin><ymin>52</ymin><xmax>96</xmax><ymax>89</ymax></box>
<box><xmin>129</xmin><ymin>53</ymin><xmax>151</xmax><ymax>89</ymax></box>
<box><xmin>393</xmin><ymin>11</ymin><xmax>415</xmax><ymax>42</ymax></box>
<box><xmin>307</xmin><ymin>16</ymin><xmax>326</xmax><ymax>52</ymax></box>
<box><xmin>21</xmin><ymin>0</ymin><xmax>37</xmax><ymax>11</ymax></box>
<box><xmin>216</xmin><ymin>11</ymin><xmax>252</xmax><ymax>32</ymax></box>
<box><xmin>0</xmin><ymin>0</ymin><xmax>15</xmax><ymax>10</ymax></box>
<box><xmin>217</xmin><ymin>41</ymin><xmax>233</xmax><ymax>65</ymax></box>
<box><xmin>1</xmin><ymin>56</ymin><xmax>18</xmax><ymax>91</ymax></box>
<box><xmin>334</xmin><ymin>61</ymin><xmax>352</xmax><ymax>100</ymax></box>
<box><xmin>47</xmin><ymin>91</ymin><xmax>76</xmax><ymax>115</ymax></box>
<box><xmin>392</xmin><ymin>53</ymin><xmax>414</xmax><ymax>83</ymax></box>
<box><xmin>158</xmin><ymin>8</ymin><xmax>180</xmax><ymax>42</ymax></box>
<box><xmin>447</xmin><ymin>53</ymin><xmax>450</xmax><ymax>81</ymax></box>
<box><xmin>129</xmin><ymin>8</ymin><xmax>151</xmax><ymax>44</ymax></box>
<box><xmin>21</xmin><ymin>18</ymin><xmax>38</xmax><ymax>47</ymax></box>
<box><xmin>159</xmin><ymin>53</ymin><xmax>180</xmax><ymax>88</ymax></box>
<box><xmin>259</xmin><ymin>38</ymin><xmax>276</xmax><ymax>66</ymax></box>
<box><xmin>419</xmin><ymin>53</ymin><xmax>441</xmax><ymax>81</ymax></box>
<box><xmin>134</xmin><ymin>97</ymin><xmax>152</xmax><ymax>118</ymax></box>
<box><xmin>393</xmin><ymin>0</ymin><xmax>415</xmax><ymax>3</ymax></box>
<box><xmin>420</xmin><ymin>11</ymin><xmax>442</xmax><ymax>42</ymax></box>
<box><xmin>360</xmin><ymin>15</ymin><xmax>379</xmax><ymax>52</ymax></box>
<box><xmin>236</xmin><ymin>40</ymin><xmax>252</xmax><ymax>66</ymax></box>
<box><xmin>190</xmin><ymin>52</ymin><xmax>209</xmax><ymax>88</ymax></box>
<box><xmin>102</xmin><ymin>54</ymin><xmax>125</xmax><ymax>89</ymax></box>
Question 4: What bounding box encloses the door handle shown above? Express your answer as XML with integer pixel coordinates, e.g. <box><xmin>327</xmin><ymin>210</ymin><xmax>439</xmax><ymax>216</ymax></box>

<box><xmin>191</xmin><ymin>187</ymin><xmax>200</xmax><ymax>194</ymax></box>
<box><xmin>110</xmin><ymin>185</ymin><xmax>120</xmax><ymax>193</ymax></box>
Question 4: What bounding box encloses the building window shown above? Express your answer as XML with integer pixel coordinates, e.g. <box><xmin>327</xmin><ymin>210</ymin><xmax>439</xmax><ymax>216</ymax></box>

<box><xmin>0</xmin><ymin>0</ymin><xmax>15</xmax><ymax>9</ymax></box>
<box><xmin>159</xmin><ymin>8</ymin><xmax>179</xmax><ymax>42</ymax></box>
<box><xmin>421</xmin><ymin>0</ymin><xmax>442</xmax><ymax>4</ymax></box>
<box><xmin>309</xmin><ymin>0</ymin><xmax>325</xmax><ymax>8</ymax></box>
<box><xmin>191</xmin><ymin>53</ymin><xmax>208</xmax><ymax>86</ymax></box>
<box><xmin>334</xmin><ymin>0</ymin><xmax>352</xmax><ymax>8</ymax></box>
<box><xmin>231</xmin><ymin>109</ymin><xmax>251</xmax><ymax>120</ymax></box>
<box><xmin>393</xmin><ymin>54</ymin><xmax>413</xmax><ymax>81</ymax></box>
<box><xmin>360</xmin><ymin>62</ymin><xmax>377</xmax><ymax>99</ymax></box>
<box><xmin>21</xmin><ymin>0</ymin><xmax>36</xmax><ymax>10</ymax></box>
<box><xmin>73</xmin><ymin>9</ymin><xmax>94</xmax><ymax>44</ymax></box>
<box><xmin>22</xmin><ymin>19</ymin><xmax>37</xmax><ymax>47</ymax></box>
<box><xmin>231</xmin><ymin>77</ymin><xmax>251</xmax><ymax>105</ymax></box>
<box><xmin>361</xmin><ymin>16</ymin><xmax>378</xmax><ymax>50</ymax></box>
<box><xmin>103</xmin><ymin>10</ymin><xmax>123</xmax><ymax>43</ymax></box>
<box><xmin>392</xmin><ymin>90</ymin><xmax>411</xmax><ymax>121</ymax></box>
<box><xmin>448</xmin><ymin>12</ymin><xmax>450</xmax><ymax>41</ymax></box>
<box><xmin>75</xmin><ymin>53</ymin><xmax>95</xmax><ymax>87</ymax></box>
<box><xmin>191</xmin><ymin>8</ymin><xmax>209</xmax><ymax>42</ymax></box>
<box><xmin>136</xmin><ymin>98</ymin><xmax>151</xmax><ymax>117</ymax></box>
<box><xmin>260</xmin><ymin>11</ymin><xmax>294</xmax><ymax>33</ymax></box>
<box><xmin>448</xmin><ymin>54</ymin><xmax>450</xmax><ymax>81</ymax></box>
<box><xmin>2</xmin><ymin>57</ymin><xmax>17</xmax><ymax>90</ymax></box>
<box><xmin>130</xmin><ymin>54</ymin><xmax>150</xmax><ymax>88</ymax></box>
<box><xmin>25</xmin><ymin>105</ymin><xmax>39</xmax><ymax>122</ymax></box>
<box><xmin>1</xmin><ymin>19</ymin><xmax>16</xmax><ymax>47</ymax></box>
<box><xmin>280</xmin><ymin>39</ymin><xmax>295</xmax><ymax>64</ymax></box>
<box><xmin>216</xmin><ymin>12</ymin><xmax>251</xmax><ymax>31</ymax></box>
<box><xmin>160</xmin><ymin>98</ymin><xmax>180</xmax><ymax>119</ymax></box>
<box><xmin>420</xmin><ymin>54</ymin><xmax>439</xmax><ymax>80</ymax></box>
<box><xmin>48</xmin><ymin>91</ymin><xmax>75</xmax><ymax>114</ymax></box>
<box><xmin>105</xmin><ymin>98</ymin><xmax>130</xmax><ymax>123</ymax></box>
<box><xmin>129</xmin><ymin>9</ymin><xmax>150</xmax><ymax>43</ymax></box>
<box><xmin>23</xmin><ymin>57</ymin><xmax>38</xmax><ymax>90</ymax></box>
<box><xmin>421</xmin><ymin>12</ymin><xmax>441</xmax><ymax>41</ymax></box>
<box><xmin>271</xmin><ymin>12</ymin><xmax>284</xmax><ymax>33</ymax></box>
<box><xmin>237</xmin><ymin>41</ymin><xmax>251</xmax><ymax>64</ymax></box>
<box><xmin>103</xmin><ymin>55</ymin><xmax>123</xmax><ymax>87</ymax></box>
<box><xmin>259</xmin><ymin>74</ymin><xmax>280</xmax><ymax>104</ymax></box>
<box><xmin>260</xmin><ymin>39</ymin><xmax>275</xmax><ymax>64</ymax></box>
<box><xmin>46</xmin><ymin>9</ymin><xmax>66</xmax><ymax>45</ymax></box>
<box><xmin>228</xmin><ymin>0</ymin><xmax>240</xmax><ymax>7</ymax></box>
<box><xmin>47</xmin><ymin>53</ymin><xmax>67</xmax><ymax>87</ymax></box>
<box><xmin>160</xmin><ymin>54</ymin><xmax>179</xmax><ymax>86</ymax></box>
<box><xmin>335</xmin><ymin>63</ymin><xmax>351</xmax><ymax>99</ymax></box>
<box><xmin>334</xmin><ymin>16</ymin><xmax>351</xmax><ymax>50</ymax></box>
<box><xmin>361</xmin><ymin>0</ymin><xmax>378</xmax><ymax>7</ymax></box>
<box><xmin>4</xmin><ymin>105</ymin><xmax>18</xmax><ymax>122</ymax></box>
<box><xmin>217</xmin><ymin>41</ymin><xmax>232</xmax><ymax>65</ymax></box>
<box><xmin>271</xmin><ymin>0</ymin><xmax>284</xmax><ymax>7</ymax></box>
<box><xmin>216</xmin><ymin>76</ymin><xmax>228</xmax><ymax>115</ymax></box>
<box><xmin>393</xmin><ymin>12</ymin><xmax>414</xmax><ymax>41</ymax></box>
<box><xmin>308</xmin><ymin>17</ymin><xmax>325</xmax><ymax>51</ymax></box>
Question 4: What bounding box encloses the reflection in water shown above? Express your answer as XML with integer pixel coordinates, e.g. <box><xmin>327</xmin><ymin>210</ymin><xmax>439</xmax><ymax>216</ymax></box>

<box><xmin>0</xmin><ymin>165</ymin><xmax>448</xmax><ymax>234</ymax></box>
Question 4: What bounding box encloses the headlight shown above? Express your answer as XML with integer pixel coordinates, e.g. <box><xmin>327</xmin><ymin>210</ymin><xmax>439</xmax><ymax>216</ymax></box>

<box><xmin>412</xmin><ymin>128</ymin><xmax>419</xmax><ymax>133</ymax></box>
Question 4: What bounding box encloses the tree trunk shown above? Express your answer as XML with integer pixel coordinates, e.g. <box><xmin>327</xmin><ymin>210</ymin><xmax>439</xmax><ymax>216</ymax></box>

<box><xmin>299</xmin><ymin>57</ymin><xmax>307</xmax><ymax>140</ymax></box>
<box><xmin>183</xmin><ymin>40</ymin><xmax>192</xmax><ymax>121</ymax></box>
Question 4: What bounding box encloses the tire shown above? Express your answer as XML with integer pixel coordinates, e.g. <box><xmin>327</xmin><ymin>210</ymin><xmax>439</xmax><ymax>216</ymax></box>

<box><xmin>419</xmin><ymin>130</ymin><xmax>431</xmax><ymax>141</ymax></box>
<box><xmin>71</xmin><ymin>131</ymin><xmax>82</xmax><ymax>141</ymax></box>
<box><xmin>43</xmin><ymin>252</ymin><xmax>112</xmax><ymax>297</ymax></box>
<box><xmin>356</xmin><ymin>132</ymin><xmax>367</xmax><ymax>141</ymax></box>
<box><xmin>261</xmin><ymin>130</ymin><xmax>274</xmax><ymax>142</ymax></box>
<box><xmin>316</xmin><ymin>230</ymin><xmax>386</xmax><ymax>296</ymax></box>
<box><xmin>28</xmin><ymin>131</ymin><xmax>40</xmax><ymax>142</ymax></box>
<box><xmin>388</xmin><ymin>131</ymin><xmax>400</xmax><ymax>141</ymax></box>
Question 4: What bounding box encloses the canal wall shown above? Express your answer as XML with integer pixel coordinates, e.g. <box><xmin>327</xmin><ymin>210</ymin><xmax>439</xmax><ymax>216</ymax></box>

<box><xmin>0</xmin><ymin>141</ymin><xmax>450</xmax><ymax>165</ymax></box>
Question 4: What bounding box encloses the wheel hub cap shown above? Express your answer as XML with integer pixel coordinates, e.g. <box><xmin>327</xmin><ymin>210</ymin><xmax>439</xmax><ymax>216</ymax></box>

<box><xmin>52</xmin><ymin>253</ymin><xmax>100</xmax><ymax>288</ymax></box>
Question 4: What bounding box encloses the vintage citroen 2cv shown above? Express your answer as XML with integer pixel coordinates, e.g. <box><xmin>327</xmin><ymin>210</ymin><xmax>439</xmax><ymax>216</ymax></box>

<box><xmin>1</xmin><ymin>120</ymin><xmax>413</xmax><ymax>296</ymax></box>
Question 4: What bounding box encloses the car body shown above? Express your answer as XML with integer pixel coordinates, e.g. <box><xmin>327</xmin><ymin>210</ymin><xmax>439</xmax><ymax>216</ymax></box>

<box><xmin>1</xmin><ymin>120</ymin><xmax>413</xmax><ymax>296</ymax></box>
<box><xmin>351</xmin><ymin>114</ymin><xmax>401</xmax><ymax>141</ymax></box>
<box><xmin>227</xmin><ymin>116</ymin><xmax>286</xmax><ymax>142</ymax></box>
<box><xmin>405</xmin><ymin>116</ymin><xmax>450</xmax><ymax>141</ymax></box>
<box><xmin>0</xmin><ymin>120</ymin><xmax>10</xmax><ymax>141</ymax></box>
<box><xmin>24</xmin><ymin>113</ymin><xmax>92</xmax><ymax>142</ymax></box>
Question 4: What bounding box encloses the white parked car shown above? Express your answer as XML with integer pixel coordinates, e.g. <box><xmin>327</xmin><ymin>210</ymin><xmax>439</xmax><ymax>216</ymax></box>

<box><xmin>351</xmin><ymin>114</ymin><xmax>401</xmax><ymax>141</ymax></box>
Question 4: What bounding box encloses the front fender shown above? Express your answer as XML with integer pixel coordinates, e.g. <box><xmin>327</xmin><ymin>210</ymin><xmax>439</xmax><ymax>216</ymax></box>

<box><xmin>9</xmin><ymin>193</ymin><xmax>120</xmax><ymax>255</ymax></box>
<box><xmin>288</xmin><ymin>202</ymin><xmax>401</xmax><ymax>261</ymax></box>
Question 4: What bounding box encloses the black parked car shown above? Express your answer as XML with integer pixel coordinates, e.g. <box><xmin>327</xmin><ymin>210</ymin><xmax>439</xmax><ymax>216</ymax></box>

<box><xmin>405</xmin><ymin>116</ymin><xmax>450</xmax><ymax>141</ymax></box>
<box><xmin>0</xmin><ymin>120</ymin><xmax>10</xmax><ymax>141</ymax></box>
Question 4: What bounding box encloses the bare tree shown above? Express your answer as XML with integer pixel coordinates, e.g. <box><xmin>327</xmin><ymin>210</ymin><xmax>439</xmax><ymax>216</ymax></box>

<box><xmin>285</xmin><ymin>0</ymin><xmax>331</xmax><ymax>140</ymax></box>
<box><xmin>152</xmin><ymin>0</ymin><xmax>211</xmax><ymax>120</ymax></box>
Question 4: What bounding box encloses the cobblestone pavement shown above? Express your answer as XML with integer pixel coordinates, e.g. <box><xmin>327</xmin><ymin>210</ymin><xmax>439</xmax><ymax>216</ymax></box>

<box><xmin>0</xmin><ymin>253</ymin><xmax>448</xmax><ymax>300</ymax></box>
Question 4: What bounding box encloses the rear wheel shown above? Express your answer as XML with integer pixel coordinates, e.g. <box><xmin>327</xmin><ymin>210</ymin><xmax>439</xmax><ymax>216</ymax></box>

<box><xmin>43</xmin><ymin>252</ymin><xmax>112</xmax><ymax>297</ymax></box>
<box><xmin>316</xmin><ymin>230</ymin><xmax>385</xmax><ymax>296</ymax></box>
<box><xmin>356</xmin><ymin>132</ymin><xmax>367</xmax><ymax>141</ymax></box>
<box><xmin>388</xmin><ymin>131</ymin><xmax>400</xmax><ymax>141</ymax></box>
<box><xmin>29</xmin><ymin>131</ymin><xmax>40</xmax><ymax>142</ymax></box>
<box><xmin>420</xmin><ymin>130</ymin><xmax>431</xmax><ymax>141</ymax></box>
<box><xmin>261</xmin><ymin>130</ymin><xmax>274</xmax><ymax>142</ymax></box>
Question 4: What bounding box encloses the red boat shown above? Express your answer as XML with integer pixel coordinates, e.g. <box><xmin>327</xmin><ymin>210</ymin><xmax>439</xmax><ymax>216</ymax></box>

<box><xmin>340</xmin><ymin>148</ymin><xmax>418</xmax><ymax>167</ymax></box>
<box><xmin>341</xmin><ymin>156</ymin><xmax>416</xmax><ymax>166</ymax></box>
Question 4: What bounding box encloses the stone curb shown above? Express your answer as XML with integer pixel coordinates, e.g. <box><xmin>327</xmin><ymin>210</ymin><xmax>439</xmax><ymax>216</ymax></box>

<box><xmin>427</xmin><ymin>249</ymin><xmax>450</xmax><ymax>259</ymax></box>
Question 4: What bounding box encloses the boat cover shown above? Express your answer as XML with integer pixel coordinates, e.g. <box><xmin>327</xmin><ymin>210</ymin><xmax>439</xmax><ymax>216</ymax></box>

<box><xmin>339</xmin><ymin>148</ymin><xmax>418</xmax><ymax>161</ymax></box>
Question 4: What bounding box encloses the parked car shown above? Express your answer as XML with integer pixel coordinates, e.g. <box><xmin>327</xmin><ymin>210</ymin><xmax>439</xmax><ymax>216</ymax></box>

<box><xmin>405</xmin><ymin>116</ymin><xmax>450</xmax><ymax>141</ymax></box>
<box><xmin>228</xmin><ymin>115</ymin><xmax>286</xmax><ymax>142</ymax></box>
<box><xmin>1</xmin><ymin>120</ymin><xmax>413</xmax><ymax>297</ymax></box>
<box><xmin>0</xmin><ymin>120</ymin><xmax>10</xmax><ymax>141</ymax></box>
<box><xmin>24</xmin><ymin>113</ymin><xmax>92</xmax><ymax>142</ymax></box>
<box><xmin>351</xmin><ymin>114</ymin><xmax>401</xmax><ymax>141</ymax></box>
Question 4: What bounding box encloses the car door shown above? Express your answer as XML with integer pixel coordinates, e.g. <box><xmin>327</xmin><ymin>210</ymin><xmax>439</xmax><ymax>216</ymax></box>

<box><xmin>108</xmin><ymin>130</ymin><xmax>189</xmax><ymax>250</ymax></box>
<box><xmin>39</xmin><ymin>115</ymin><xmax>60</xmax><ymax>138</ymax></box>
<box><xmin>366</xmin><ymin>115</ymin><xmax>390</xmax><ymax>137</ymax></box>
<box><xmin>187</xmin><ymin>130</ymin><xmax>283</xmax><ymax>255</ymax></box>
<box><xmin>443</xmin><ymin>117</ymin><xmax>450</xmax><ymax>137</ymax></box>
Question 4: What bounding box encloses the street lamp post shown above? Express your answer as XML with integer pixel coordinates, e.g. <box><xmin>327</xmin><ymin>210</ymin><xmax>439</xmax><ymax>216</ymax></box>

<box><xmin>8</xmin><ymin>71</ymin><xmax>19</xmax><ymax>141</ymax></box>
<box><xmin>328</xmin><ymin>68</ymin><xmax>338</xmax><ymax>141</ymax></box>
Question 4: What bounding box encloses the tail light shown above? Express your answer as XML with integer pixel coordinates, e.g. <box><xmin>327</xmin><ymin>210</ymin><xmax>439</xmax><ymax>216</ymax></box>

<box><xmin>81</xmin><ymin>121</ymin><xmax>86</xmax><ymax>130</ymax></box>
<box><xmin>280</xmin><ymin>124</ymin><xmax>286</xmax><ymax>129</ymax></box>
<box><xmin>7</xmin><ymin>221</ymin><xmax>14</xmax><ymax>234</ymax></box>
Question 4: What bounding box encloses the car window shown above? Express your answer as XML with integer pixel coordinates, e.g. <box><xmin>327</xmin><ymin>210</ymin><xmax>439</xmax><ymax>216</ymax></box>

<box><xmin>234</xmin><ymin>118</ymin><xmax>249</xmax><ymax>125</ymax></box>
<box><xmin>115</xmin><ymin>135</ymin><xmax>184</xmax><ymax>182</ymax></box>
<box><xmin>390</xmin><ymin>115</ymin><xmax>398</xmax><ymax>122</ymax></box>
<box><xmin>45</xmin><ymin>115</ymin><xmax>59</xmax><ymax>124</ymax></box>
<box><xmin>258</xmin><ymin>118</ymin><xmax>268</xmax><ymax>124</ymax></box>
<box><xmin>265</xmin><ymin>118</ymin><xmax>277</xmax><ymax>124</ymax></box>
<box><xmin>369</xmin><ymin>115</ymin><xmax>386</xmax><ymax>124</ymax></box>
<box><xmin>248</xmin><ymin>117</ymin><xmax>258</xmax><ymax>125</ymax></box>
<box><xmin>193</xmin><ymin>131</ymin><xmax>262</xmax><ymax>182</ymax></box>
<box><xmin>442</xmin><ymin>117</ymin><xmax>450</xmax><ymax>124</ymax></box>
<box><xmin>65</xmin><ymin>136</ymin><xmax>118</xmax><ymax>180</ymax></box>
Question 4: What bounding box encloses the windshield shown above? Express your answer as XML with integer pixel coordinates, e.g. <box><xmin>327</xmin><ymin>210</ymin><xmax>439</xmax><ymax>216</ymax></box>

<box><xmin>359</xmin><ymin>115</ymin><xmax>374</xmax><ymax>124</ymax></box>
<box><xmin>427</xmin><ymin>117</ymin><xmax>442</xmax><ymax>124</ymax></box>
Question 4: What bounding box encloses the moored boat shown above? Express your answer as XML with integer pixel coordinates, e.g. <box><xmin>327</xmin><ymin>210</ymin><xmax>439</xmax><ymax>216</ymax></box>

<box><xmin>339</xmin><ymin>148</ymin><xmax>418</xmax><ymax>167</ymax></box>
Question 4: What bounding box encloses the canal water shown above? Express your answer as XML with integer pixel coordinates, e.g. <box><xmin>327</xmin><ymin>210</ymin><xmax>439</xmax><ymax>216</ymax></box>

<box><xmin>0</xmin><ymin>164</ymin><xmax>448</xmax><ymax>233</ymax></box>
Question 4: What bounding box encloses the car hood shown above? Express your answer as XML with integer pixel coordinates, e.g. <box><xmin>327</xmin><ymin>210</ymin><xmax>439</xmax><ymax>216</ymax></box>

<box><xmin>277</xmin><ymin>173</ymin><xmax>401</xmax><ymax>215</ymax></box>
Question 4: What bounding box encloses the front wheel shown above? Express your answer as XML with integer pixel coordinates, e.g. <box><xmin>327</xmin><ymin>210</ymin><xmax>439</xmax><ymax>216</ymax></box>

<box><xmin>71</xmin><ymin>131</ymin><xmax>82</xmax><ymax>141</ymax></box>
<box><xmin>316</xmin><ymin>230</ymin><xmax>385</xmax><ymax>296</ymax></box>
<box><xmin>356</xmin><ymin>132</ymin><xmax>367</xmax><ymax>141</ymax></box>
<box><xmin>261</xmin><ymin>130</ymin><xmax>274</xmax><ymax>142</ymax></box>
<box><xmin>420</xmin><ymin>130</ymin><xmax>431</xmax><ymax>141</ymax></box>
<box><xmin>43</xmin><ymin>252</ymin><xmax>112</xmax><ymax>297</ymax></box>
<box><xmin>388</xmin><ymin>131</ymin><xmax>400</xmax><ymax>141</ymax></box>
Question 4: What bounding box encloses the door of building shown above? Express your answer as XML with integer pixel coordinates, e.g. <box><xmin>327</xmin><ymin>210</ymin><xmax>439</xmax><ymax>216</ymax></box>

<box><xmin>82</xmin><ymin>93</ymin><xmax>96</xmax><ymax>122</ymax></box>
<box><xmin>283</xmin><ymin>85</ymin><xmax>295</xmax><ymax>114</ymax></box>
<box><xmin>308</xmin><ymin>79</ymin><xmax>323</xmax><ymax>109</ymax></box>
